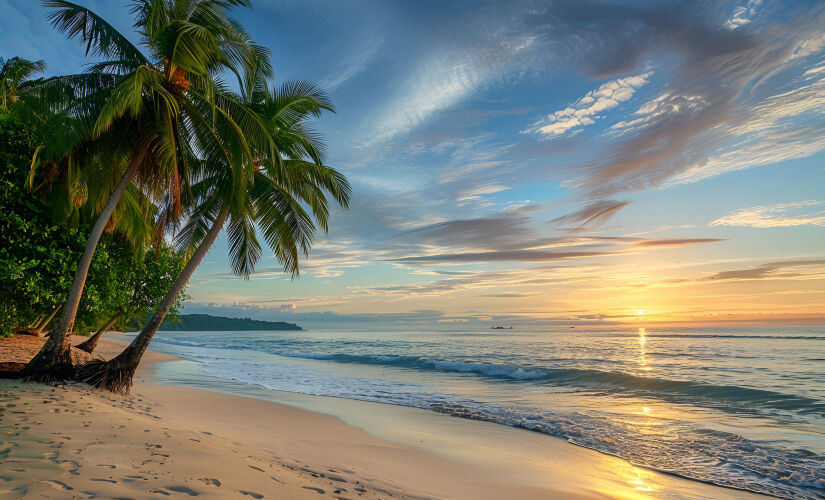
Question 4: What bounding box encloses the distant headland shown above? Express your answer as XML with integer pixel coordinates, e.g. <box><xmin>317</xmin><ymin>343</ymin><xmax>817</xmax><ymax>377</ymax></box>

<box><xmin>158</xmin><ymin>314</ymin><xmax>302</xmax><ymax>331</ymax></box>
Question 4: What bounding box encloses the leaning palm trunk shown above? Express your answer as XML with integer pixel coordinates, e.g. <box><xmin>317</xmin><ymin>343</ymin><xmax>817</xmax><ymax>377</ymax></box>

<box><xmin>25</xmin><ymin>147</ymin><xmax>147</xmax><ymax>382</ymax></box>
<box><xmin>34</xmin><ymin>303</ymin><xmax>63</xmax><ymax>335</ymax></box>
<box><xmin>76</xmin><ymin>209</ymin><xmax>228</xmax><ymax>394</ymax></box>
<box><xmin>76</xmin><ymin>311</ymin><xmax>122</xmax><ymax>354</ymax></box>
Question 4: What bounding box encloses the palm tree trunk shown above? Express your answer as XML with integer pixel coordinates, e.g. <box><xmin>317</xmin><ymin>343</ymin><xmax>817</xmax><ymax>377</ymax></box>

<box><xmin>76</xmin><ymin>208</ymin><xmax>229</xmax><ymax>394</ymax></box>
<box><xmin>30</xmin><ymin>315</ymin><xmax>45</xmax><ymax>330</ymax></box>
<box><xmin>24</xmin><ymin>146</ymin><xmax>147</xmax><ymax>382</ymax></box>
<box><xmin>76</xmin><ymin>310</ymin><xmax>122</xmax><ymax>354</ymax></box>
<box><xmin>34</xmin><ymin>303</ymin><xmax>63</xmax><ymax>335</ymax></box>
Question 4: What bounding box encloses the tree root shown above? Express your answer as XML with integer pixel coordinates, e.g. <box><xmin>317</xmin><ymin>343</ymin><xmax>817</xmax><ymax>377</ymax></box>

<box><xmin>23</xmin><ymin>348</ymin><xmax>75</xmax><ymax>384</ymax></box>
<box><xmin>74</xmin><ymin>358</ymin><xmax>137</xmax><ymax>395</ymax></box>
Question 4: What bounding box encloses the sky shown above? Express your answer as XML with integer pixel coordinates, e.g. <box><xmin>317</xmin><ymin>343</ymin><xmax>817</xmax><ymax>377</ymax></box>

<box><xmin>2</xmin><ymin>0</ymin><xmax>825</xmax><ymax>328</ymax></box>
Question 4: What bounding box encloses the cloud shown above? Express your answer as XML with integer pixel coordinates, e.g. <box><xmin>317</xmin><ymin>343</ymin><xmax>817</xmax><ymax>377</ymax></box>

<box><xmin>320</xmin><ymin>32</ymin><xmax>383</xmax><ymax>90</ymax></box>
<box><xmin>536</xmin><ymin>2</ymin><xmax>825</xmax><ymax>198</ymax></box>
<box><xmin>456</xmin><ymin>183</ymin><xmax>511</xmax><ymax>202</ymax></box>
<box><xmin>610</xmin><ymin>93</ymin><xmax>708</xmax><ymax>135</ymax></box>
<box><xmin>350</xmin><ymin>265</ymin><xmax>598</xmax><ymax>297</ymax></box>
<box><xmin>525</xmin><ymin>73</ymin><xmax>650</xmax><ymax>138</ymax></box>
<box><xmin>389</xmin><ymin>237</ymin><xmax>721</xmax><ymax>265</ymax></box>
<box><xmin>391</xmin><ymin>249</ymin><xmax>616</xmax><ymax>264</ymax></box>
<box><xmin>704</xmin><ymin>259</ymin><xmax>825</xmax><ymax>281</ymax></box>
<box><xmin>723</xmin><ymin>0</ymin><xmax>762</xmax><ymax>30</ymax></box>
<box><xmin>389</xmin><ymin>204</ymin><xmax>723</xmax><ymax>265</ymax></box>
<box><xmin>710</xmin><ymin>201</ymin><xmax>825</xmax><ymax>228</ymax></box>
<box><xmin>399</xmin><ymin>205</ymin><xmax>542</xmax><ymax>251</ymax></box>
<box><xmin>550</xmin><ymin>200</ymin><xmax>631</xmax><ymax>229</ymax></box>
<box><xmin>481</xmin><ymin>292</ymin><xmax>536</xmax><ymax>298</ymax></box>
<box><xmin>671</xmin><ymin>76</ymin><xmax>825</xmax><ymax>184</ymax></box>
<box><xmin>634</xmin><ymin>238</ymin><xmax>725</xmax><ymax>248</ymax></box>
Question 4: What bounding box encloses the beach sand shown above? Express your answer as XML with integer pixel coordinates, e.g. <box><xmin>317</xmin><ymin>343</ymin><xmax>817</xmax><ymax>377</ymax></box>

<box><xmin>0</xmin><ymin>335</ymin><xmax>768</xmax><ymax>499</ymax></box>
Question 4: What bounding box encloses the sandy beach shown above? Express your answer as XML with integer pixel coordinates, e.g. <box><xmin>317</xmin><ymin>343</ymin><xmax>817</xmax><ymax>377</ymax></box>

<box><xmin>0</xmin><ymin>335</ymin><xmax>773</xmax><ymax>499</ymax></box>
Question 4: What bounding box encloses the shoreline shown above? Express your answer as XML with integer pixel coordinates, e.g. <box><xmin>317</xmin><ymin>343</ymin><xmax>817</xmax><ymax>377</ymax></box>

<box><xmin>1</xmin><ymin>335</ymin><xmax>770</xmax><ymax>499</ymax></box>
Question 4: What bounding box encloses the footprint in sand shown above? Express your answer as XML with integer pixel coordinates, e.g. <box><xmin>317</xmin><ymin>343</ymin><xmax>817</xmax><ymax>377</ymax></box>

<box><xmin>302</xmin><ymin>486</ymin><xmax>325</xmax><ymax>494</ymax></box>
<box><xmin>57</xmin><ymin>459</ymin><xmax>81</xmax><ymax>475</ymax></box>
<box><xmin>44</xmin><ymin>480</ymin><xmax>73</xmax><ymax>491</ymax></box>
<box><xmin>167</xmin><ymin>485</ymin><xmax>199</xmax><ymax>496</ymax></box>
<box><xmin>199</xmin><ymin>478</ymin><xmax>221</xmax><ymax>487</ymax></box>
<box><xmin>90</xmin><ymin>478</ymin><xmax>117</xmax><ymax>483</ymax></box>
<box><xmin>239</xmin><ymin>490</ymin><xmax>263</xmax><ymax>498</ymax></box>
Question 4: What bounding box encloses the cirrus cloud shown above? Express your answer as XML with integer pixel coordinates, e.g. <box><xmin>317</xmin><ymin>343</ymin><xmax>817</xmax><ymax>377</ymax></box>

<box><xmin>525</xmin><ymin>72</ymin><xmax>651</xmax><ymax>138</ymax></box>
<box><xmin>710</xmin><ymin>201</ymin><xmax>825</xmax><ymax>228</ymax></box>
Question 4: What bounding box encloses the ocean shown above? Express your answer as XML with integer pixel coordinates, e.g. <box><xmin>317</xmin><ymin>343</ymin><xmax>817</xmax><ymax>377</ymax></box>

<box><xmin>129</xmin><ymin>326</ymin><xmax>825</xmax><ymax>499</ymax></box>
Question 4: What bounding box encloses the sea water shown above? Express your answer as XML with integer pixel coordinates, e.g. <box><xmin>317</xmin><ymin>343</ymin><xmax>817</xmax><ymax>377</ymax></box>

<box><xmin>132</xmin><ymin>326</ymin><xmax>825</xmax><ymax>499</ymax></box>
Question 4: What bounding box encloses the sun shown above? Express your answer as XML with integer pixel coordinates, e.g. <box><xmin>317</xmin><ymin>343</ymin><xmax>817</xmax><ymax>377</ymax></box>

<box><xmin>637</xmin><ymin>310</ymin><xmax>645</xmax><ymax>316</ymax></box>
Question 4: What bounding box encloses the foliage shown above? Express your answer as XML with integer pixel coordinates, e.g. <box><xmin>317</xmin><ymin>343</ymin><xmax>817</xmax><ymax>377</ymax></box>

<box><xmin>0</xmin><ymin>115</ymin><xmax>188</xmax><ymax>336</ymax></box>
<box><xmin>0</xmin><ymin>114</ymin><xmax>78</xmax><ymax>335</ymax></box>
<box><xmin>0</xmin><ymin>56</ymin><xmax>46</xmax><ymax>112</ymax></box>
<box><xmin>115</xmin><ymin>245</ymin><xmax>189</xmax><ymax>330</ymax></box>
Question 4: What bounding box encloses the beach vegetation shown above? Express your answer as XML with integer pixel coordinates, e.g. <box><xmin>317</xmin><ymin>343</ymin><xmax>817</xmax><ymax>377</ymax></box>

<box><xmin>6</xmin><ymin>0</ymin><xmax>349</xmax><ymax>392</ymax></box>
<box><xmin>24</xmin><ymin>0</ymin><xmax>273</xmax><ymax>381</ymax></box>
<box><xmin>0</xmin><ymin>114</ymin><xmax>187</xmax><ymax>340</ymax></box>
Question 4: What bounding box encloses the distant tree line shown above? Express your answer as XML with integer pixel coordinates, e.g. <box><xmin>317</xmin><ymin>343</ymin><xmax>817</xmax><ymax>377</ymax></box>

<box><xmin>126</xmin><ymin>313</ymin><xmax>302</xmax><ymax>332</ymax></box>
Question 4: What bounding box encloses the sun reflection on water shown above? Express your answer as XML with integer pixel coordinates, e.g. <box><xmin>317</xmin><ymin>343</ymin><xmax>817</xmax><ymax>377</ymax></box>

<box><xmin>627</xmin><ymin>469</ymin><xmax>654</xmax><ymax>493</ymax></box>
<box><xmin>609</xmin><ymin>460</ymin><xmax>658</xmax><ymax>498</ymax></box>
<box><xmin>638</xmin><ymin>327</ymin><xmax>651</xmax><ymax>372</ymax></box>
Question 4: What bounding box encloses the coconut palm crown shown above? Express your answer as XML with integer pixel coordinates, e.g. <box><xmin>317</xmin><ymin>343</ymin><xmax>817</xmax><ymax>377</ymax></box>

<box><xmin>0</xmin><ymin>56</ymin><xmax>46</xmax><ymax>113</ymax></box>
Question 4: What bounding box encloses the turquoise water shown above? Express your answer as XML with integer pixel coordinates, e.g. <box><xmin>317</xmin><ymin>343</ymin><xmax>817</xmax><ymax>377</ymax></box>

<box><xmin>135</xmin><ymin>326</ymin><xmax>825</xmax><ymax>498</ymax></box>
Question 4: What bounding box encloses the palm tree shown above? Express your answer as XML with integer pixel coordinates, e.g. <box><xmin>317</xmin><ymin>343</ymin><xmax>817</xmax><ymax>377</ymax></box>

<box><xmin>75</xmin><ymin>311</ymin><xmax>121</xmax><ymax>353</ymax></box>
<box><xmin>25</xmin><ymin>0</ymin><xmax>271</xmax><ymax>381</ymax></box>
<box><xmin>0</xmin><ymin>56</ymin><xmax>46</xmax><ymax>112</ymax></box>
<box><xmin>76</xmin><ymin>80</ymin><xmax>351</xmax><ymax>394</ymax></box>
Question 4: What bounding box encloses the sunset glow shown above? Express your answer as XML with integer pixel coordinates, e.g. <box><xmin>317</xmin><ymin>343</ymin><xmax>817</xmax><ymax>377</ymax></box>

<box><xmin>2</xmin><ymin>1</ymin><xmax>824</xmax><ymax>499</ymax></box>
<box><xmin>4</xmin><ymin>3</ymin><xmax>822</xmax><ymax>332</ymax></box>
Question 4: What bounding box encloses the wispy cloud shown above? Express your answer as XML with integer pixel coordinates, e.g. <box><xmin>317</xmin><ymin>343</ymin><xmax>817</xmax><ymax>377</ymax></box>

<box><xmin>550</xmin><ymin>200</ymin><xmax>631</xmax><ymax>230</ymax></box>
<box><xmin>710</xmin><ymin>201</ymin><xmax>825</xmax><ymax>228</ymax></box>
<box><xmin>456</xmin><ymin>183</ymin><xmax>511</xmax><ymax>202</ymax></box>
<box><xmin>704</xmin><ymin>259</ymin><xmax>825</xmax><ymax>281</ymax></box>
<box><xmin>540</xmin><ymin>2</ymin><xmax>825</xmax><ymax>198</ymax></box>
<box><xmin>350</xmin><ymin>265</ymin><xmax>598</xmax><ymax>297</ymax></box>
<box><xmin>723</xmin><ymin>0</ymin><xmax>762</xmax><ymax>30</ymax></box>
<box><xmin>320</xmin><ymin>32</ymin><xmax>383</xmax><ymax>90</ymax></box>
<box><xmin>671</xmin><ymin>76</ymin><xmax>825</xmax><ymax>185</ymax></box>
<box><xmin>634</xmin><ymin>238</ymin><xmax>725</xmax><ymax>248</ymax></box>
<box><xmin>525</xmin><ymin>73</ymin><xmax>650</xmax><ymax>138</ymax></box>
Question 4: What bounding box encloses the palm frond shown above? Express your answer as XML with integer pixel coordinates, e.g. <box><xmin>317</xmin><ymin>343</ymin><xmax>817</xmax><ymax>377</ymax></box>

<box><xmin>44</xmin><ymin>0</ymin><xmax>150</xmax><ymax>64</ymax></box>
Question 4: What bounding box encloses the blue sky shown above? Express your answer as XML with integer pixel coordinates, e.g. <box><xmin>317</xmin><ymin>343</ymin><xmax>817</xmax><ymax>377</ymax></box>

<box><xmin>3</xmin><ymin>0</ymin><xmax>824</xmax><ymax>328</ymax></box>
